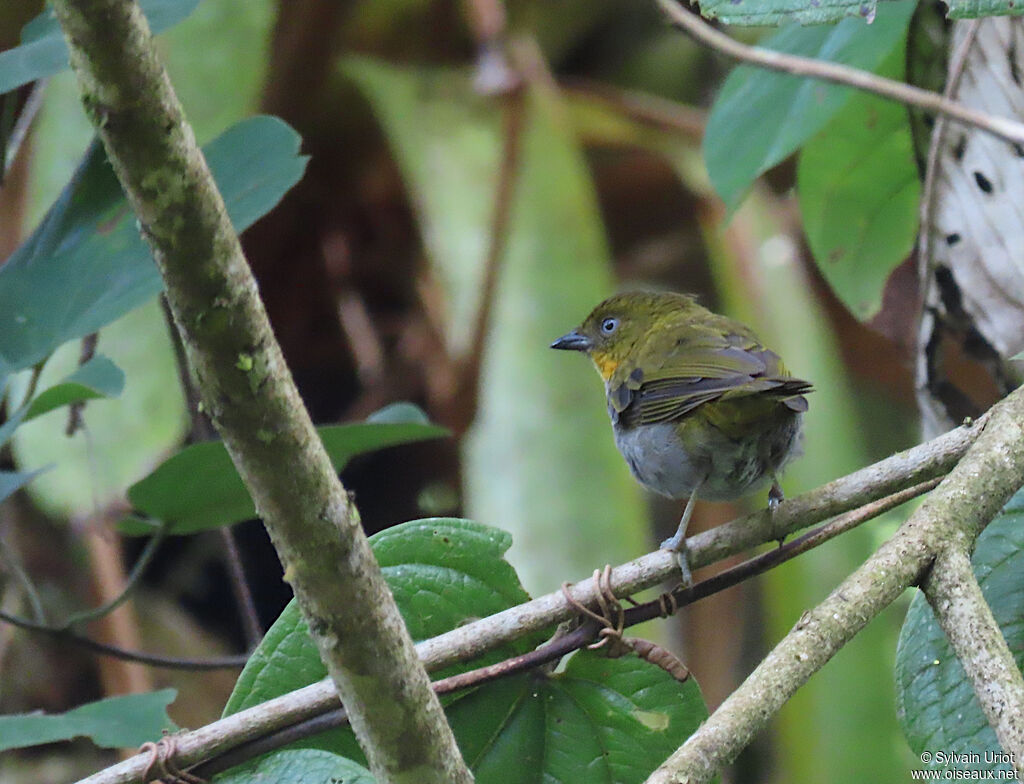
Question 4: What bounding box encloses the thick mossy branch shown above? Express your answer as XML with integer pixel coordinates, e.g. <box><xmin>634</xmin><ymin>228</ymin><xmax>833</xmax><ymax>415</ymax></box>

<box><xmin>647</xmin><ymin>388</ymin><xmax>1024</xmax><ymax>784</ymax></box>
<box><xmin>51</xmin><ymin>2</ymin><xmax>471</xmax><ymax>782</ymax></box>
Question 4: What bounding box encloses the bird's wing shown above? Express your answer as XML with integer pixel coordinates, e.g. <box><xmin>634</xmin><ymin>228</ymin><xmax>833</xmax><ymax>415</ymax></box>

<box><xmin>610</xmin><ymin>326</ymin><xmax>811</xmax><ymax>427</ymax></box>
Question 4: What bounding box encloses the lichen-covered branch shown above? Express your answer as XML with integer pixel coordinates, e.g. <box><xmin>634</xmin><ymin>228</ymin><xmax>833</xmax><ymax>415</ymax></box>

<box><xmin>418</xmin><ymin>415</ymin><xmax>980</xmax><ymax>671</ymax></box>
<box><xmin>645</xmin><ymin>387</ymin><xmax>1024</xmax><ymax>784</ymax></box>
<box><xmin>923</xmin><ymin>549</ymin><xmax>1024</xmax><ymax>779</ymax></box>
<box><xmin>51</xmin><ymin>2</ymin><xmax>471</xmax><ymax>782</ymax></box>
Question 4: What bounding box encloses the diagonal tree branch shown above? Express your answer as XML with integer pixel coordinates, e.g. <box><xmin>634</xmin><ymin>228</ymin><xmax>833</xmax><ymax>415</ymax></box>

<box><xmin>49</xmin><ymin>1</ymin><xmax>471</xmax><ymax>782</ymax></box>
<box><xmin>417</xmin><ymin>413</ymin><xmax>981</xmax><ymax>671</ymax></box>
<box><xmin>645</xmin><ymin>386</ymin><xmax>1024</xmax><ymax>784</ymax></box>
<box><xmin>922</xmin><ymin>548</ymin><xmax>1024</xmax><ymax>780</ymax></box>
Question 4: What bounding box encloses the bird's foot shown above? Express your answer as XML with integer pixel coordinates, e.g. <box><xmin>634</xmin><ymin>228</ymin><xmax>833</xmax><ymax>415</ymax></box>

<box><xmin>660</xmin><ymin>533</ymin><xmax>693</xmax><ymax>588</ymax></box>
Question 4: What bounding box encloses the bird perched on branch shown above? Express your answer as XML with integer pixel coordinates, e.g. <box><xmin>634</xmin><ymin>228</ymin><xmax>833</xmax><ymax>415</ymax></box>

<box><xmin>551</xmin><ymin>291</ymin><xmax>812</xmax><ymax>582</ymax></box>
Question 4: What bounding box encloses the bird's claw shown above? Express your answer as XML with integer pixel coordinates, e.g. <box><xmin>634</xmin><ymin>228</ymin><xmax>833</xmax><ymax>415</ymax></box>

<box><xmin>660</xmin><ymin>534</ymin><xmax>693</xmax><ymax>588</ymax></box>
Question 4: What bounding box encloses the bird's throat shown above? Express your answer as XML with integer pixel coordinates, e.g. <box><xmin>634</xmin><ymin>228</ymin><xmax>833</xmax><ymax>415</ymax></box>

<box><xmin>590</xmin><ymin>350</ymin><xmax>620</xmax><ymax>382</ymax></box>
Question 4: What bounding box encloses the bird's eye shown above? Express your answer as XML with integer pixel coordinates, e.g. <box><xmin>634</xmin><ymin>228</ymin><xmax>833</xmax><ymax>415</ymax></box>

<box><xmin>600</xmin><ymin>317</ymin><xmax>619</xmax><ymax>334</ymax></box>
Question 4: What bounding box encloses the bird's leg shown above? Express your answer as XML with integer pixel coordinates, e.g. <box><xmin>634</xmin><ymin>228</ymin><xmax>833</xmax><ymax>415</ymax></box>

<box><xmin>660</xmin><ymin>486</ymin><xmax>699</xmax><ymax>586</ymax></box>
<box><xmin>768</xmin><ymin>478</ymin><xmax>785</xmax><ymax>511</ymax></box>
<box><xmin>769</xmin><ymin>478</ymin><xmax>785</xmax><ymax>547</ymax></box>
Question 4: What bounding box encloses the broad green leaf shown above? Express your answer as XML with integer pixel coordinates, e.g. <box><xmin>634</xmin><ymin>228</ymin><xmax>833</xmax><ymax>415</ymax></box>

<box><xmin>0</xmin><ymin>0</ymin><xmax>200</xmax><ymax>95</ymax></box>
<box><xmin>0</xmin><ymin>116</ymin><xmax>307</xmax><ymax>375</ymax></box>
<box><xmin>449</xmin><ymin>650</ymin><xmax>707</xmax><ymax>784</ymax></box>
<box><xmin>0</xmin><ymin>689</ymin><xmax>176</xmax><ymax>752</ymax></box>
<box><xmin>11</xmin><ymin>301</ymin><xmax>187</xmax><ymax>517</ymax></box>
<box><xmin>224</xmin><ymin>519</ymin><xmax>706</xmax><ymax>780</ymax></box>
<box><xmin>425</xmin><ymin>651</ymin><xmax>709</xmax><ymax>783</ymax></box>
<box><xmin>0</xmin><ymin>468</ymin><xmax>47</xmax><ymax>505</ymax></box>
<box><xmin>797</xmin><ymin>46</ymin><xmax>919</xmax><ymax>321</ymax></box>
<box><xmin>345</xmin><ymin>58</ymin><xmax>647</xmax><ymax>595</ymax></box>
<box><xmin>24</xmin><ymin>354</ymin><xmax>125</xmax><ymax>421</ymax></box>
<box><xmin>696</xmin><ymin>0</ymin><xmax>894</xmax><ymax>25</ymax></box>
<box><xmin>704</xmin><ymin>0</ymin><xmax>916</xmax><ymax>211</ymax></box>
<box><xmin>223</xmin><ymin>519</ymin><xmax>547</xmax><ymax>757</ymax></box>
<box><xmin>896</xmin><ymin>489</ymin><xmax>1024</xmax><ymax>777</ymax></box>
<box><xmin>122</xmin><ymin>422</ymin><xmax>448</xmax><ymax>535</ymax></box>
<box><xmin>216</xmin><ymin>749</ymin><xmax>375</xmax><ymax>784</ymax></box>
<box><xmin>224</xmin><ymin>520</ymin><xmax>539</xmax><ymax>716</ymax></box>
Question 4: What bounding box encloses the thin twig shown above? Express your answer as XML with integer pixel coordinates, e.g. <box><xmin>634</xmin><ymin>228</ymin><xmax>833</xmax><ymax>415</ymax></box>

<box><xmin>655</xmin><ymin>0</ymin><xmax>1024</xmax><ymax>147</ymax></box>
<box><xmin>0</xmin><ymin>608</ymin><xmax>248</xmax><ymax>670</ymax></box>
<box><xmin>661</xmin><ymin>477</ymin><xmax>940</xmax><ymax>616</ymax></box>
<box><xmin>559</xmin><ymin>78</ymin><xmax>706</xmax><ymax>140</ymax></box>
<box><xmin>914</xmin><ymin>20</ymin><xmax>982</xmax><ymax>431</ymax></box>
<box><xmin>66</xmin><ymin>332</ymin><xmax>99</xmax><ymax>436</ymax></box>
<box><xmin>21</xmin><ymin>360</ymin><xmax>46</xmax><ymax>409</ymax></box>
<box><xmin>218</xmin><ymin>528</ymin><xmax>263</xmax><ymax>648</ymax></box>
<box><xmin>161</xmin><ymin>296</ymin><xmax>264</xmax><ymax>647</ymax></box>
<box><xmin>917</xmin><ymin>20</ymin><xmax>981</xmax><ymax>283</ymax></box>
<box><xmin>62</xmin><ymin>527</ymin><xmax>166</xmax><ymax>627</ymax></box>
<box><xmin>451</xmin><ymin>86</ymin><xmax>525</xmax><ymax>434</ymax></box>
<box><xmin>160</xmin><ymin>297</ymin><xmax>208</xmax><ymax>440</ymax></box>
<box><xmin>2</xmin><ymin>78</ymin><xmax>49</xmax><ymax>179</ymax></box>
<box><xmin>0</xmin><ymin>537</ymin><xmax>47</xmax><ymax>624</ymax></box>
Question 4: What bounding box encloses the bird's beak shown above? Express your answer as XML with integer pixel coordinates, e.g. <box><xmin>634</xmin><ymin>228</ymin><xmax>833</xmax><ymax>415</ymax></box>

<box><xmin>550</xmin><ymin>329</ymin><xmax>592</xmax><ymax>352</ymax></box>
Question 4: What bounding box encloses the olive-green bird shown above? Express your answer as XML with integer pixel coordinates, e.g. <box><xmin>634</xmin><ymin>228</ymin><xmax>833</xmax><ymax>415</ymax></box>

<box><xmin>551</xmin><ymin>291</ymin><xmax>811</xmax><ymax>581</ymax></box>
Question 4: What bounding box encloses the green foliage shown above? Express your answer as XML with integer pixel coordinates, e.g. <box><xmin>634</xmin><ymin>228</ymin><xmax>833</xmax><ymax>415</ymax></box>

<box><xmin>0</xmin><ymin>0</ymin><xmax>200</xmax><ymax>94</ymax></box>
<box><xmin>0</xmin><ymin>117</ymin><xmax>306</xmax><ymax>510</ymax></box>
<box><xmin>122</xmin><ymin>420</ymin><xmax>448</xmax><ymax>535</ymax></box>
<box><xmin>223</xmin><ymin>519</ymin><xmax>543</xmax><ymax>719</ymax></box>
<box><xmin>453</xmin><ymin>650</ymin><xmax>707</xmax><ymax>784</ymax></box>
<box><xmin>222</xmin><ymin>519</ymin><xmax>707</xmax><ymax>783</ymax></box>
<box><xmin>11</xmin><ymin>301</ymin><xmax>188</xmax><ymax>517</ymax></box>
<box><xmin>0</xmin><ymin>689</ymin><xmax>177</xmax><ymax>752</ymax></box>
<box><xmin>24</xmin><ymin>354</ymin><xmax>125</xmax><ymax>421</ymax></box>
<box><xmin>0</xmin><ymin>117</ymin><xmax>307</xmax><ymax>381</ymax></box>
<box><xmin>215</xmin><ymin>750</ymin><xmax>375</xmax><ymax>784</ymax></box>
<box><xmin>703</xmin><ymin>0</ymin><xmax>915</xmax><ymax>213</ymax></box>
<box><xmin>796</xmin><ymin>47</ymin><xmax>919</xmax><ymax>321</ymax></box>
<box><xmin>895</xmin><ymin>489</ymin><xmax>1024</xmax><ymax>778</ymax></box>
